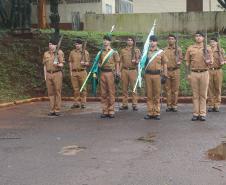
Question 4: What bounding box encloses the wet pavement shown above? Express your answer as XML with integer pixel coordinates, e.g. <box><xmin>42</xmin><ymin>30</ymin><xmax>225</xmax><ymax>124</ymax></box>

<box><xmin>0</xmin><ymin>101</ymin><xmax>226</xmax><ymax>185</ymax></box>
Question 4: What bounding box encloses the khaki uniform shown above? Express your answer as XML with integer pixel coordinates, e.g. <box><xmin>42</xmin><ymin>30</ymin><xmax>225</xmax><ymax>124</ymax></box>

<box><xmin>208</xmin><ymin>48</ymin><xmax>225</xmax><ymax>109</ymax></box>
<box><xmin>99</xmin><ymin>48</ymin><xmax>120</xmax><ymax>115</ymax></box>
<box><xmin>145</xmin><ymin>49</ymin><xmax>168</xmax><ymax>116</ymax></box>
<box><xmin>185</xmin><ymin>44</ymin><xmax>213</xmax><ymax>117</ymax></box>
<box><xmin>69</xmin><ymin>49</ymin><xmax>90</xmax><ymax>106</ymax></box>
<box><xmin>164</xmin><ymin>46</ymin><xmax>183</xmax><ymax>109</ymax></box>
<box><xmin>120</xmin><ymin>46</ymin><xmax>141</xmax><ymax>107</ymax></box>
<box><xmin>43</xmin><ymin>50</ymin><xmax>64</xmax><ymax>113</ymax></box>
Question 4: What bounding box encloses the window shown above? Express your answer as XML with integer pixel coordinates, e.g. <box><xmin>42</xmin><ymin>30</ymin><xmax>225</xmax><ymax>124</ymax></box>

<box><xmin>105</xmin><ymin>4</ymin><xmax>112</xmax><ymax>14</ymax></box>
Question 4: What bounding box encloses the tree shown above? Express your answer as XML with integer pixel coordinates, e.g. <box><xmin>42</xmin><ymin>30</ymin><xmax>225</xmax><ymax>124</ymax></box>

<box><xmin>49</xmin><ymin>0</ymin><xmax>60</xmax><ymax>36</ymax></box>
<box><xmin>0</xmin><ymin>0</ymin><xmax>11</xmax><ymax>27</ymax></box>
<box><xmin>38</xmin><ymin>0</ymin><xmax>47</xmax><ymax>29</ymax></box>
<box><xmin>217</xmin><ymin>0</ymin><xmax>226</xmax><ymax>9</ymax></box>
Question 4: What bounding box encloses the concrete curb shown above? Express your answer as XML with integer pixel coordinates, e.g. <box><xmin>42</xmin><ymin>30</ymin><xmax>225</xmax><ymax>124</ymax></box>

<box><xmin>1</xmin><ymin>96</ymin><xmax>226</xmax><ymax>109</ymax></box>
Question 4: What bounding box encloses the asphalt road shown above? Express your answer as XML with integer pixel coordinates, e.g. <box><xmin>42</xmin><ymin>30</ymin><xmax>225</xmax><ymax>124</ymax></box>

<box><xmin>0</xmin><ymin>102</ymin><xmax>226</xmax><ymax>185</ymax></box>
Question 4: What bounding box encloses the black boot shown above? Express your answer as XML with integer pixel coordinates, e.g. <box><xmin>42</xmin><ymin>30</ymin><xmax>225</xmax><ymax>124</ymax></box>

<box><xmin>199</xmin><ymin>116</ymin><xmax>206</xmax><ymax>121</ymax></box>
<box><xmin>153</xmin><ymin>115</ymin><xmax>160</xmax><ymax>120</ymax></box>
<box><xmin>144</xmin><ymin>115</ymin><xmax>152</xmax><ymax>120</ymax></box>
<box><xmin>191</xmin><ymin>115</ymin><xmax>199</xmax><ymax>121</ymax></box>
<box><xmin>119</xmin><ymin>105</ymin><xmax>128</xmax><ymax>110</ymax></box>
<box><xmin>100</xmin><ymin>114</ymin><xmax>108</xmax><ymax>118</ymax></box>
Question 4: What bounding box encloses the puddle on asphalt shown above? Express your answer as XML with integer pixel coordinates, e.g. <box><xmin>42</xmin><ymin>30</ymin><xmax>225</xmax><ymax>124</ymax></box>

<box><xmin>208</xmin><ymin>142</ymin><xmax>226</xmax><ymax>160</ymax></box>
<box><xmin>137</xmin><ymin>132</ymin><xmax>156</xmax><ymax>143</ymax></box>
<box><xmin>59</xmin><ymin>145</ymin><xmax>86</xmax><ymax>156</ymax></box>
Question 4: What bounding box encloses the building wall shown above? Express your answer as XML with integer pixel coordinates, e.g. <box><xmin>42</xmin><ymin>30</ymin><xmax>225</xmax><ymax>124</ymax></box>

<box><xmin>133</xmin><ymin>0</ymin><xmax>186</xmax><ymax>13</ymax></box>
<box><xmin>31</xmin><ymin>0</ymin><xmax>115</xmax><ymax>29</ymax></box>
<box><xmin>84</xmin><ymin>12</ymin><xmax>226</xmax><ymax>33</ymax></box>
<box><xmin>115</xmin><ymin>0</ymin><xmax>133</xmax><ymax>13</ymax></box>
<box><xmin>133</xmin><ymin>0</ymin><xmax>223</xmax><ymax>13</ymax></box>
<box><xmin>31</xmin><ymin>2</ymin><xmax>102</xmax><ymax>24</ymax></box>
<box><xmin>203</xmin><ymin>0</ymin><xmax>223</xmax><ymax>11</ymax></box>
<box><xmin>101</xmin><ymin>0</ymin><xmax>115</xmax><ymax>14</ymax></box>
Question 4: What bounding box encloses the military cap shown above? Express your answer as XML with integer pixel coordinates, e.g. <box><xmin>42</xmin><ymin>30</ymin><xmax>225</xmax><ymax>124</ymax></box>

<box><xmin>168</xmin><ymin>34</ymin><xmax>176</xmax><ymax>39</ymax></box>
<box><xmin>149</xmin><ymin>35</ymin><xmax>158</xmax><ymax>41</ymax></box>
<box><xmin>74</xmin><ymin>38</ymin><xmax>83</xmax><ymax>44</ymax></box>
<box><xmin>195</xmin><ymin>31</ymin><xmax>205</xmax><ymax>37</ymax></box>
<box><xmin>103</xmin><ymin>35</ymin><xmax>112</xmax><ymax>41</ymax></box>
<box><xmin>210</xmin><ymin>37</ymin><xmax>218</xmax><ymax>42</ymax></box>
<box><xmin>128</xmin><ymin>36</ymin><xmax>135</xmax><ymax>43</ymax></box>
<box><xmin>49</xmin><ymin>36</ymin><xmax>59</xmax><ymax>45</ymax></box>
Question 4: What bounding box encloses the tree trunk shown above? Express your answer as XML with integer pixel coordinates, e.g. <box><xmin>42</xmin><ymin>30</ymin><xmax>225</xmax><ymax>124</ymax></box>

<box><xmin>38</xmin><ymin>0</ymin><xmax>47</xmax><ymax>29</ymax></box>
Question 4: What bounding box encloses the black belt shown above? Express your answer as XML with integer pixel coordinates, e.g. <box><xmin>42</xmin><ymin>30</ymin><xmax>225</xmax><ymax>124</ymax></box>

<box><xmin>209</xmin><ymin>67</ymin><xmax>221</xmax><ymax>70</ymax></box>
<box><xmin>191</xmin><ymin>69</ymin><xmax>208</xmax><ymax>73</ymax></box>
<box><xmin>72</xmin><ymin>69</ymin><xmax>85</xmax><ymax>72</ymax></box>
<box><xmin>123</xmin><ymin>67</ymin><xmax>136</xmax><ymax>70</ymax></box>
<box><xmin>47</xmin><ymin>70</ymin><xmax>62</xmax><ymax>74</ymax></box>
<box><xmin>145</xmin><ymin>70</ymin><xmax>161</xmax><ymax>75</ymax></box>
<box><xmin>167</xmin><ymin>67</ymin><xmax>179</xmax><ymax>71</ymax></box>
<box><xmin>100</xmin><ymin>68</ymin><xmax>113</xmax><ymax>72</ymax></box>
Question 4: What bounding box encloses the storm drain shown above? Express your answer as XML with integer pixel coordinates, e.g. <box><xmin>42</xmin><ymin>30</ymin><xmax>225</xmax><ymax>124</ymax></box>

<box><xmin>208</xmin><ymin>142</ymin><xmax>226</xmax><ymax>160</ymax></box>
<box><xmin>59</xmin><ymin>145</ymin><xmax>86</xmax><ymax>156</ymax></box>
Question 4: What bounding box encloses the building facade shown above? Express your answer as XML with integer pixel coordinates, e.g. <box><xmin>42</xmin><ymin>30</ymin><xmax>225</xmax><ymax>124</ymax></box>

<box><xmin>31</xmin><ymin>0</ymin><xmax>116</xmax><ymax>30</ymax></box>
<box><xmin>133</xmin><ymin>0</ymin><xmax>223</xmax><ymax>13</ymax></box>
<box><xmin>115</xmin><ymin>0</ymin><xmax>133</xmax><ymax>13</ymax></box>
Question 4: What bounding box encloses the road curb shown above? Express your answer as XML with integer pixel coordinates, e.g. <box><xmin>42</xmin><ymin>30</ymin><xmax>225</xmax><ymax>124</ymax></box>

<box><xmin>1</xmin><ymin>96</ymin><xmax>226</xmax><ymax>108</ymax></box>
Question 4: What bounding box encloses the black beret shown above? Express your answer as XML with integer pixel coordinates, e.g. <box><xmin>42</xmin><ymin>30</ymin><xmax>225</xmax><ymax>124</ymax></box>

<box><xmin>49</xmin><ymin>36</ymin><xmax>59</xmax><ymax>45</ymax></box>
<box><xmin>128</xmin><ymin>36</ymin><xmax>135</xmax><ymax>43</ymax></box>
<box><xmin>168</xmin><ymin>34</ymin><xmax>176</xmax><ymax>39</ymax></box>
<box><xmin>210</xmin><ymin>37</ymin><xmax>218</xmax><ymax>42</ymax></box>
<box><xmin>103</xmin><ymin>35</ymin><xmax>112</xmax><ymax>41</ymax></box>
<box><xmin>74</xmin><ymin>38</ymin><xmax>83</xmax><ymax>44</ymax></box>
<box><xmin>195</xmin><ymin>31</ymin><xmax>205</xmax><ymax>37</ymax></box>
<box><xmin>149</xmin><ymin>35</ymin><xmax>158</xmax><ymax>41</ymax></box>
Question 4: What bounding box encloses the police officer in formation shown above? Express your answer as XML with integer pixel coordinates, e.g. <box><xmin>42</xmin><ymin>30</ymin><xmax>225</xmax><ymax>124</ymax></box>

<box><xmin>144</xmin><ymin>35</ymin><xmax>168</xmax><ymax>120</ymax></box>
<box><xmin>69</xmin><ymin>38</ymin><xmax>90</xmax><ymax>109</ymax></box>
<box><xmin>43</xmin><ymin>31</ymin><xmax>225</xmax><ymax>121</ymax></box>
<box><xmin>98</xmin><ymin>35</ymin><xmax>120</xmax><ymax>118</ymax></box>
<box><xmin>43</xmin><ymin>36</ymin><xmax>64</xmax><ymax>116</ymax></box>
<box><xmin>207</xmin><ymin>37</ymin><xmax>225</xmax><ymax>112</ymax></box>
<box><xmin>119</xmin><ymin>36</ymin><xmax>141</xmax><ymax>111</ymax></box>
<box><xmin>185</xmin><ymin>31</ymin><xmax>213</xmax><ymax>121</ymax></box>
<box><xmin>164</xmin><ymin>34</ymin><xmax>183</xmax><ymax>112</ymax></box>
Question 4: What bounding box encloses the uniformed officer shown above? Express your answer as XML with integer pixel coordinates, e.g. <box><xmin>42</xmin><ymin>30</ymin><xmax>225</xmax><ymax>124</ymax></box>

<box><xmin>185</xmin><ymin>31</ymin><xmax>213</xmax><ymax>121</ymax></box>
<box><xmin>120</xmin><ymin>36</ymin><xmax>141</xmax><ymax>111</ymax></box>
<box><xmin>208</xmin><ymin>37</ymin><xmax>225</xmax><ymax>112</ymax></box>
<box><xmin>43</xmin><ymin>37</ymin><xmax>64</xmax><ymax>116</ymax></box>
<box><xmin>144</xmin><ymin>35</ymin><xmax>168</xmax><ymax>120</ymax></box>
<box><xmin>99</xmin><ymin>35</ymin><xmax>120</xmax><ymax>118</ymax></box>
<box><xmin>164</xmin><ymin>34</ymin><xmax>183</xmax><ymax>112</ymax></box>
<box><xmin>69</xmin><ymin>38</ymin><xmax>90</xmax><ymax>109</ymax></box>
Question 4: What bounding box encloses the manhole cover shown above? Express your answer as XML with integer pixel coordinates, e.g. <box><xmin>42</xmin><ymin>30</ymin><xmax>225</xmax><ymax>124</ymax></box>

<box><xmin>208</xmin><ymin>142</ymin><xmax>226</xmax><ymax>160</ymax></box>
<box><xmin>59</xmin><ymin>145</ymin><xmax>86</xmax><ymax>156</ymax></box>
